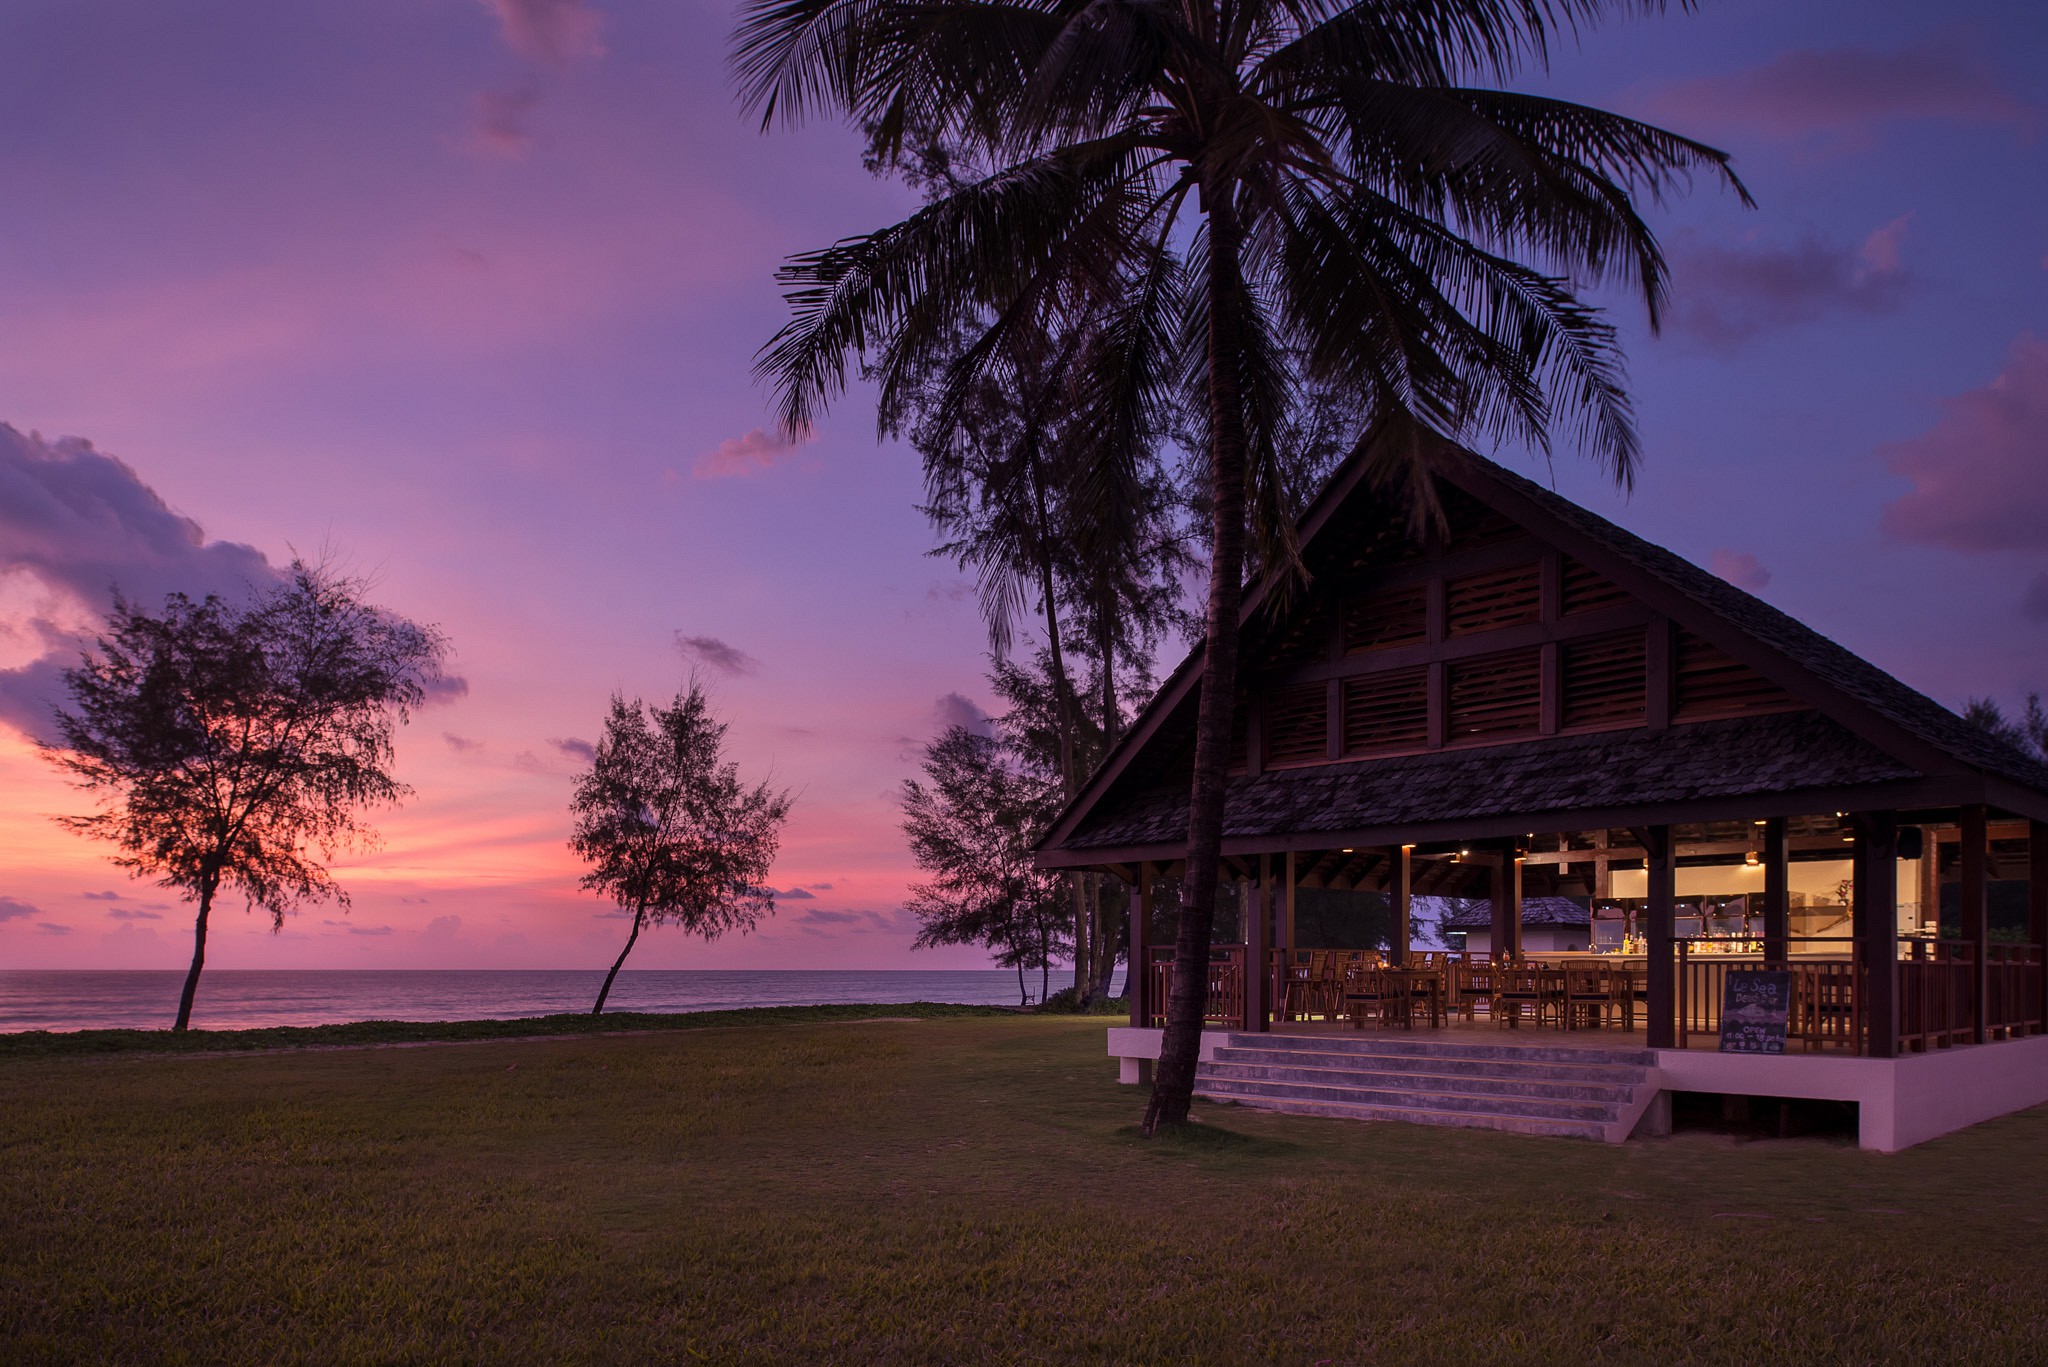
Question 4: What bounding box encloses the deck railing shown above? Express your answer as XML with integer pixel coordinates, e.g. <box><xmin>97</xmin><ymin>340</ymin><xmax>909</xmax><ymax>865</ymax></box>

<box><xmin>1896</xmin><ymin>941</ymin><xmax>1975</xmax><ymax>1051</ymax></box>
<box><xmin>1675</xmin><ymin>939</ymin><xmax>1860</xmax><ymax>1052</ymax></box>
<box><xmin>1145</xmin><ymin>945</ymin><xmax>1243</xmax><ymax>1027</ymax></box>
<box><xmin>1985</xmin><ymin>944</ymin><xmax>2045</xmax><ymax>1039</ymax></box>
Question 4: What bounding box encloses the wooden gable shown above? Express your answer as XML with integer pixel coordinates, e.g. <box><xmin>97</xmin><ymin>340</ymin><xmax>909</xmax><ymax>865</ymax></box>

<box><xmin>1229</xmin><ymin>481</ymin><xmax>1804</xmax><ymax>776</ymax></box>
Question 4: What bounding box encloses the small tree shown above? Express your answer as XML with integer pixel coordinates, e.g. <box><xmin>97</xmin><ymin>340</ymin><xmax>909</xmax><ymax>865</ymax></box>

<box><xmin>570</xmin><ymin>684</ymin><xmax>793</xmax><ymax>1015</ymax></box>
<box><xmin>46</xmin><ymin>565</ymin><xmax>448</xmax><ymax>1031</ymax></box>
<box><xmin>900</xmin><ymin>724</ymin><xmax>1070</xmax><ymax>1004</ymax></box>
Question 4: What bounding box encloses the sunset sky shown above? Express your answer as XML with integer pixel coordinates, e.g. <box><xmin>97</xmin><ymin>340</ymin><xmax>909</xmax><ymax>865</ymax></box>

<box><xmin>3</xmin><ymin>0</ymin><xmax>2045</xmax><ymax>973</ymax></box>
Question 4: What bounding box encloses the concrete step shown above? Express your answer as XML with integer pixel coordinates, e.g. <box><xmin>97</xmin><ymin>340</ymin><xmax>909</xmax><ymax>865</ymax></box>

<box><xmin>1202</xmin><ymin>1059</ymin><xmax>1637</xmax><ymax>1104</ymax></box>
<box><xmin>1211</xmin><ymin>1046</ymin><xmax>1646</xmax><ymax>1086</ymax></box>
<box><xmin>1195</xmin><ymin>1074</ymin><xmax>1620</xmax><ymax>1123</ymax></box>
<box><xmin>1221</xmin><ymin>1031</ymin><xmax>1656</xmax><ymax>1068</ymax></box>
<box><xmin>1200</xmin><ymin>1090</ymin><xmax>1614</xmax><ymax>1142</ymax></box>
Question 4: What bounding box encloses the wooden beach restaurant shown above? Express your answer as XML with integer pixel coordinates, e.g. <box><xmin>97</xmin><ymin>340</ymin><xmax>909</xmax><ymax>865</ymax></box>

<box><xmin>1036</xmin><ymin>448</ymin><xmax>2048</xmax><ymax>1150</ymax></box>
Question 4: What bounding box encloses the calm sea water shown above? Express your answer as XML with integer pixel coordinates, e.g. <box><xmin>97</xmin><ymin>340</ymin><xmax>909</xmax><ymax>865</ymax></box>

<box><xmin>0</xmin><ymin>969</ymin><xmax>1123</xmax><ymax>1034</ymax></box>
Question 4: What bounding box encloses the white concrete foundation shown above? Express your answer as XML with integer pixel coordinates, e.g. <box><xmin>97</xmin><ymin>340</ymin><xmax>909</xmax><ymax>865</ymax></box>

<box><xmin>1107</xmin><ymin>1025</ymin><xmax>2048</xmax><ymax>1152</ymax></box>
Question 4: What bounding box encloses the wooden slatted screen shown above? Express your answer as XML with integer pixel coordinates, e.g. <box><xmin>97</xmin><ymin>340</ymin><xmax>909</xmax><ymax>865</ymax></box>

<box><xmin>1265</xmin><ymin>599</ymin><xmax>1333</xmax><ymax>667</ymax></box>
<box><xmin>1561</xmin><ymin>630</ymin><xmax>1647</xmax><ymax>729</ymax></box>
<box><xmin>1342</xmin><ymin>584</ymin><xmax>1427</xmax><ymax>655</ymax></box>
<box><xmin>1264</xmin><ymin>683</ymin><xmax>1329</xmax><ymax>765</ymax></box>
<box><xmin>1675</xmin><ymin>631</ymin><xmax>1799</xmax><ymax>719</ymax></box>
<box><xmin>1447</xmin><ymin>648</ymin><xmax>1542</xmax><ymax>741</ymax></box>
<box><xmin>1342</xmin><ymin>667</ymin><xmax>1429</xmax><ymax>755</ymax></box>
<box><xmin>1445</xmin><ymin>562</ymin><xmax>1541</xmax><ymax>636</ymax></box>
<box><xmin>1441</xmin><ymin>487</ymin><xmax>1522</xmax><ymax>552</ymax></box>
<box><xmin>1560</xmin><ymin>556</ymin><xmax>1630</xmax><ymax>616</ymax></box>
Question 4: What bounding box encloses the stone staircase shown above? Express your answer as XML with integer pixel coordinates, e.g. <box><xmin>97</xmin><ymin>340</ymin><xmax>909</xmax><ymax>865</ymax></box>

<box><xmin>1194</xmin><ymin>1033</ymin><xmax>1662</xmax><ymax>1143</ymax></box>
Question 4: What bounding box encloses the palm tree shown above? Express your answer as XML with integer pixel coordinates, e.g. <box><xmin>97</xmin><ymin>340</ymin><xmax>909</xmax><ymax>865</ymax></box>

<box><xmin>733</xmin><ymin>0</ymin><xmax>1748</xmax><ymax>1132</ymax></box>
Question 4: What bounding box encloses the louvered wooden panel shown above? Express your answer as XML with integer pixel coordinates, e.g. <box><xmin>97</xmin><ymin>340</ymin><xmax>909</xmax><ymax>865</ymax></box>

<box><xmin>1561</xmin><ymin>630</ymin><xmax>1646</xmax><ymax>729</ymax></box>
<box><xmin>1264</xmin><ymin>683</ymin><xmax>1329</xmax><ymax>765</ymax></box>
<box><xmin>1445</xmin><ymin>562</ymin><xmax>1541</xmax><ymax>637</ymax></box>
<box><xmin>1342</xmin><ymin>667</ymin><xmax>1429</xmax><ymax>755</ymax></box>
<box><xmin>1560</xmin><ymin>556</ymin><xmax>1629</xmax><ymax>616</ymax></box>
<box><xmin>1264</xmin><ymin>598</ymin><xmax>1334</xmax><ymax>668</ymax></box>
<box><xmin>1675</xmin><ymin>631</ymin><xmax>1799</xmax><ymax>720</ymax></box>
<box><xmin>1447</xmin><ymin>648</ymin><xmax>1541</xmax><ymax>741</ymax></box>
<box><xmin>1342</xmin><ymin>584</ymin><xmax>1427</xmax><ymax>655</ymax></box>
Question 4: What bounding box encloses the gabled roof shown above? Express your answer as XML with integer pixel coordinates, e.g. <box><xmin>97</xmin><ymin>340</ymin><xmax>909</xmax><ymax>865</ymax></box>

<box><xmin>1038</xmin><ymin>442</ymin><xmax>2048</xmax><ymax>864</ymax></box>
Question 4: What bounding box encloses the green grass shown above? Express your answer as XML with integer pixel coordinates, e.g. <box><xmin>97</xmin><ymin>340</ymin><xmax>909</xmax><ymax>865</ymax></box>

<box><xmin>3</xmin><ymin>1015</ymin><xmax>2045</xmax><ymax>1364</ymax></box>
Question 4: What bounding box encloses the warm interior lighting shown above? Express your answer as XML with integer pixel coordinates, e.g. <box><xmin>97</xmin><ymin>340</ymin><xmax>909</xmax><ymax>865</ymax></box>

<box><xmin>1744</xmin><ymin>850</ymin><xmax>1759</xmax><ymax>867</ymax></box>
<box><xmin>1340</xmin><ymin>847</ymin><xmax>1354</xmax><ymax>853</ymax></box>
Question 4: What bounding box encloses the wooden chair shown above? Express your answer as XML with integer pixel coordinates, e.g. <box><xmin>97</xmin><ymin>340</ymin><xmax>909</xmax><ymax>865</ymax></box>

<box><xmin>1492</xmin><ymin>965</ymin><xmax>1560</xmax><ymax>1029</ymax></box>
<box><xmin>1561</xmin><ymin>961</ymin><xmax>1616</xmax><ymax>1030</ymax></box>
<box><xmin>1342</xmin><ymin>967</ymin><xmax>1395</xmax><ymax>1029</ymax></box>
<box><xmin>1451</xmin><ymin>960</ymin><xmax>1496</xmax><ymax>1021</ymax></box>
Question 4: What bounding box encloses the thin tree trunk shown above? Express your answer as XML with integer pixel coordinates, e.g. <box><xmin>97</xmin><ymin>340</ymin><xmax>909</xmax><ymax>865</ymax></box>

<box><xmin>593</xmin><ymin>905</ymin><xmax>645</xmax><ymax>1016</ymax></box>
<box><xmin>1143</xmin><ymin>191</ymin><xmax>1251</xmax><ymax>1135</ymax></box>
<box><xmin>1016</xmin><ymin>959</ymin><xmax>1028</xmax><ymax>1006</ymax></box>
<box><xmin>172</xmin><ymin>871</ymin><xmax>218</xmax><ymax>1032</ymax></box>
<box><xmin>1025</xmin><ymin>437</ymin><xmax>1089</xmax><ymax>998</ymax></box>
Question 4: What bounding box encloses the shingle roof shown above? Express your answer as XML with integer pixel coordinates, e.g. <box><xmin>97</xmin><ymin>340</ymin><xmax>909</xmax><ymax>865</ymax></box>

<box><xmin>1479</xmin><ymin>460</ymin><xmax>2048</xmax><ymax>793</ymax></box>
<box><xmin>1064</xmin><ymin>711</ymin><xmax>1917</xmax><ymax>850</ymax></box>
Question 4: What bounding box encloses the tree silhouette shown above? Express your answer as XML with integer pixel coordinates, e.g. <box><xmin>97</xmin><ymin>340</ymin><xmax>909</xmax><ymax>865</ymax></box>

<box><xmin>47</xmin><ymin>565</ymin><xmax>448</xmax><ymax>1030</ymax></box>
<box><xmin>735</xmin><ymin>0</ymin><xmax>1747</xmax><ymax>1130</ymax></box>
<box><xmin>570</xmin><ymin>685</ymin><xmax>793</xmax><ymax>1016</ymax></box>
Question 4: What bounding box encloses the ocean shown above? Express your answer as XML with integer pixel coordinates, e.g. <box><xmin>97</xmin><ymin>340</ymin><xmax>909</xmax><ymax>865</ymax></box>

<box><xmin>0</xmin><ymin>969</ymin><xmax>1124</xmax><ymax>1034</ymax></box>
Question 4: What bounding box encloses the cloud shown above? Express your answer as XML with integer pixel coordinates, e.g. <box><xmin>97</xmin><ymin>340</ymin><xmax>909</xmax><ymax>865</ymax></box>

<box><xmin>1641</xmin><ymin>39</ymin><xmax>2033</xmax><ymax>140</ymax></box>
<box><xmin>348</xmin><ymin>924</ymin><xmax>394</xmax><ymax>937</ymax></box>
<box><xmin>423</xmin><ymin>915</ymin><xmax>463</xmax><ymax>939</ymax></box>
<box><xmin>421</xmin><ymin>674</ymin><xmax>471</xmax><ymax>706</ymax></box>
<box><xmin>808</xmin><ymin>882</ymin><xmax>834</xmax><ymax>891</ymax></box>
<box><xmin>35</xmin><ymin>922</ymin><xmax>70</xmax><ymax>935</ymax></box>
<box><xmin>693</xmin><ymin>428</ymin><xmax>811</xmax><ymax>479</ymax></box>
<box><xmin>1707</xmin><ymin>550</ymin><xmax>1771</xmax><ymax>592</ymax></box>
<box><xmin>934</xmin><ymin>691</ymin><xmax>993</xmax><ymax>738</ymax></box>
<box><xmin>0</xmin><ymin>896</ymin><xmax>40</xmax><ymax>922</ymax></box>
<box><xmin>512</xmin><ymin>750</ymin><xmax>546</xmax><ymax>772</ymax></box>
<box><xmin>2024</xmin><ymin>574</ymin><xmax>2048</xmax><ymax>625</ymax></box>
<box><xmin>1880</xmin><ymin>336</ymin><xmax>2048</xmax><ymax>552</ymax></box>
<box><xmin>477</xmin><ymin>0</ymin><xmax>606</xmax><ymax>66</ymax></box>
<box><xmin>674</xmin><ymin>634</ymin><xmax>760</xmax><ymax>676</ymax></box>
<box><xmin>773</xmin><ymin>887</ymin><xmax>816</xmax><ymax>900</ymax></box>
<box><xmin>80</xmin><ymin>890</ymin><xmax>123</xmax><ymax>901</ymax></box>
<box><xmin>0</xmin><ymin>424</ymin><xmax>278</xmax><ymax>740</ymax></box>
<box><xmin>549</xmin><ymin>736</ymin><xmax>595</xmax><ymax>763</ymax></box>
<box><xmin>444</xmin><ymin>732</ymin><xmax>486</xmax><ymax>754</ymax></box>
<box><xmin>106</xmin><ymin>908</ymin><xmax>163</xmax><ymax>921</ymax></box>
<box><xmin>1667</xmin><ymin>220</ymin><xmax>1910</xmax><ymax>346</ymax></box>
<box><xmin>474</xmin><ymin>82</ymin><xmax>542</xmax><ymax>159</ymax></box>
<box><xmin>795</xmin><ymin>907</ymin><xmax>863</xmax><ymax>925</ymax></box>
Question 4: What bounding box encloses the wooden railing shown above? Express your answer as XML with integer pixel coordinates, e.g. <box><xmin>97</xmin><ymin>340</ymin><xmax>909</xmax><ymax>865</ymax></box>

<box><xmin>1675</xmin><ymin>939</ymin><xmax>1859</xmax><ymax>1052</ymax></box>
<box><xmin>1985</xmin><ymin>944</ymin><xmax>2045</xmax><ymax>1039</ymax></box>
<box><xmin>1145</xmin><ymin>945</ymin><xmax>1244</xmax><ymax>1027</ymax></box>
<box><xmin>1897</xmin><ymin>940</ymin><xmax>1975</xmax><ymax>1051</ymax></box>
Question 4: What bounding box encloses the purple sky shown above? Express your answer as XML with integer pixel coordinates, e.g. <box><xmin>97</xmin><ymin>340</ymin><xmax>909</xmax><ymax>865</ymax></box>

<box><xmin>2</xmin><ymin>0</ymin><xmax>2045</xmax><ymax>971</ymax></box>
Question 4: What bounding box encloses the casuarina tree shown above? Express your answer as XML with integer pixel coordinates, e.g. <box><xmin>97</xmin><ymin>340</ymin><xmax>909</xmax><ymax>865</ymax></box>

<box><xmin>46</xmin><ymin>564</ymin><xmax>448</xmax><ymax>1030</ymax></box>
<box><xmin>570</xmin><ymin>684</ymin><xmax>793</xmax><ymax>1015</ymax></box>
<box><xmin>734</xmin><ymin>0</ymin><xmax>1748</xmax><ymax>1131</ymax></box>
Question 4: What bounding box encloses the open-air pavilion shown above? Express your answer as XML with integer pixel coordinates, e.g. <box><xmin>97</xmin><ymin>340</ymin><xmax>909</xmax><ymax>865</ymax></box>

<box><xmin>1036</xmin><ymin>446</ymin><xmax>2048</xmax><ymax>1150</ymax></box>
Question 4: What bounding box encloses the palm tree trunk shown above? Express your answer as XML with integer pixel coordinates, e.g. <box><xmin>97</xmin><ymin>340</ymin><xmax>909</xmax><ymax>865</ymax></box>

<box><xmin>172</xmin><ymin>871</ymin><xmax>219</xmax><ymax>1032</ymax></box>
<box><xmin>593</xmin><ymin>905</ymin><xmax>645</xmax><ymax>1016</ymax></box>
<box><xmin>1143</xmin><ymin>192</ymin><xmax>1252</xmax><ymax>1135</ymax></box>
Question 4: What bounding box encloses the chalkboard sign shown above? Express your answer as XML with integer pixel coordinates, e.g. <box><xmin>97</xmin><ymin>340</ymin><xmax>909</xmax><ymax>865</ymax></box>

<box><xmin>1719</xmin><ymin>969</ymin><xmax>1792</xmax><ymax>1054</ymax></box>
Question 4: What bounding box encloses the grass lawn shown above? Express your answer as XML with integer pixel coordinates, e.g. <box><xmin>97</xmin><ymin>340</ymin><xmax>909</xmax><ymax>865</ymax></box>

<box><xmin>3</xmin><ymin>1014</ymin><xmax>2044</xmax><ymax>1364</ymax></box>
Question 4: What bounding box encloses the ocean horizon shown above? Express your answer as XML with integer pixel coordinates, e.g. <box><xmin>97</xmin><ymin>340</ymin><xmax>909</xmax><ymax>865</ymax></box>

<box><xmin>0</xmin><ymin>968</ymin><xmax>1126</xmax><ymax>1034</ymax></box>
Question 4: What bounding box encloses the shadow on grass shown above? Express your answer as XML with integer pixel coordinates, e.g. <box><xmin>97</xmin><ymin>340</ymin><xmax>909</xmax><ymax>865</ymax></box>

<box><xmin>1114</xmin><ymin>1117</ymin><xmax>1303</xmax><ymax>1160</ymax></box>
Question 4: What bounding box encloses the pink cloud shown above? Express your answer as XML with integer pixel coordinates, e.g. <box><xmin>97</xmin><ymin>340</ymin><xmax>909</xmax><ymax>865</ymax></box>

<box><xmin>1707</xmin><ymin>550</ymin><xmax>1771</xmax><ymax>592</ymax></box>
<box><xmin>693</xmin><ymin>428</ymin><xmax>810</xmax><ymax>479</ymax></box>
<box><xmin>478</xmin><ymin>0</ymin><xmax>605</xmax><ymax>66</ymax></box>
<box><xmin>1667</xmin><ymin>221</ymin><xmax>1909</xmax><ymax>346</ymax></box>
<box><xmin>1881</xmin><ymin>336</ymin><xmax>2048</xmax><ymax>552</ymax></box>
<box><xmin>1642</xmin><ymin>39</ymin><xmax>2033</xmax><ymax>140</ymax></box>
<box><xmin>473</xmin><ymin>83</ymin><xmax>542</xmax><ymax>158</ymax></box>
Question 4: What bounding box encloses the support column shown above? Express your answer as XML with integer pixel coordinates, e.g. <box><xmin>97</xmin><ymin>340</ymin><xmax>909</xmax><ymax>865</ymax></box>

<box><xmin>1245</xmin><ymin>856</ymin><xmax>1271</xmax><ymax>1032</ymax></box>
<box><xmin>1129</xmin><ymin>863</ymin><xmax>1152</xmax><ymax>1029</ymax></box>
<box><xmin>2031</xmin><ymin>821</ymin><xmax>2048</xmax><ymax>1036</ymax></box>
<box><xmin>1283</xmin><ymin>851</ymin><xmax>1297</xmax><ymax>955</ymax></box>
<box><xmin>1503</xmin><ymin>851</ymin><xmax>1524</xmax><ymax>960</ymax></box>
<box><xmin>1962</xmin><ymin>804</ymin><xmax>1989</xmax><ymax>1044</ymax></box>
<box><xmin>1487</xmin><ymin>854</ymin><xmax>1507</xmax><ymax>960</ymax></box>
<box><xmin>1854</xmin><ymin>812</ymin><xmax>1900</xmax><ymax>1059</ymax></box>
<box><xmin>1763</xmin><ymin>817</ymin><xmax>1790</xmax><ymax>963</ymax></box>
<box><xmin>1389</xmin><ymin>845</ymin><xmax>1413</xmax><ymax>965</ymax></box>
<box><xmin>1644</xmin><ymin>826</ymin><xmax>1675</xmax><ymax>1049</ymax></box>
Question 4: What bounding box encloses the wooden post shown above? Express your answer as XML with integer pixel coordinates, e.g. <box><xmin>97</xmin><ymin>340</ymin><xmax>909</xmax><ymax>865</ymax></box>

<box><xmin>1487</xmin><ymin>854</ymin><xmax>1507</xmax><ymax>959</ymax></box>
<box><xmin>1246</xmin><ymin>855</ymin><xmax>1271</xmax><ymax>1032</ymax></box>
<box><xmin>2031</xmin><ymin>821</ymin><xmax>2048</xmax><ymax>1037</ymax></box>
<box><xmin>1763</xmin><ymin>817</ymin><xmax>1790</xmax><ymax>962</ymax></box>
<box><xmin>1284</xmin><ymin>851</ymin><xmax>1298</xmax><ymax>954</ymax></box>
<box><xmin>1962</xmin><ymin>804</ymin><xmax>1989</xmax><ymax>1045</ymax></box>
<box><xmin>1390</xmin><ymin>845</ymin><xmax>1413</xmax><ymax>966</ymax></box>
<box><xmin>1644</xmin><ymin>825</ymin><xmax>1675</xmax><ymax>1049</ymax></box>
<box><xmin>1130</xmin><ymin>863</ymin><xmax>1152</xmax><ymax>1029</ymax></box>
<box><xmin>1854</xmin><ymin>812</ymin><xmax>1900</xmax><ymax>1059</ymax></box>
<box><xmin>1504</xmin><ymin>851</ymin><xmax>1524</xmax><ymax>960</ymax></box>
